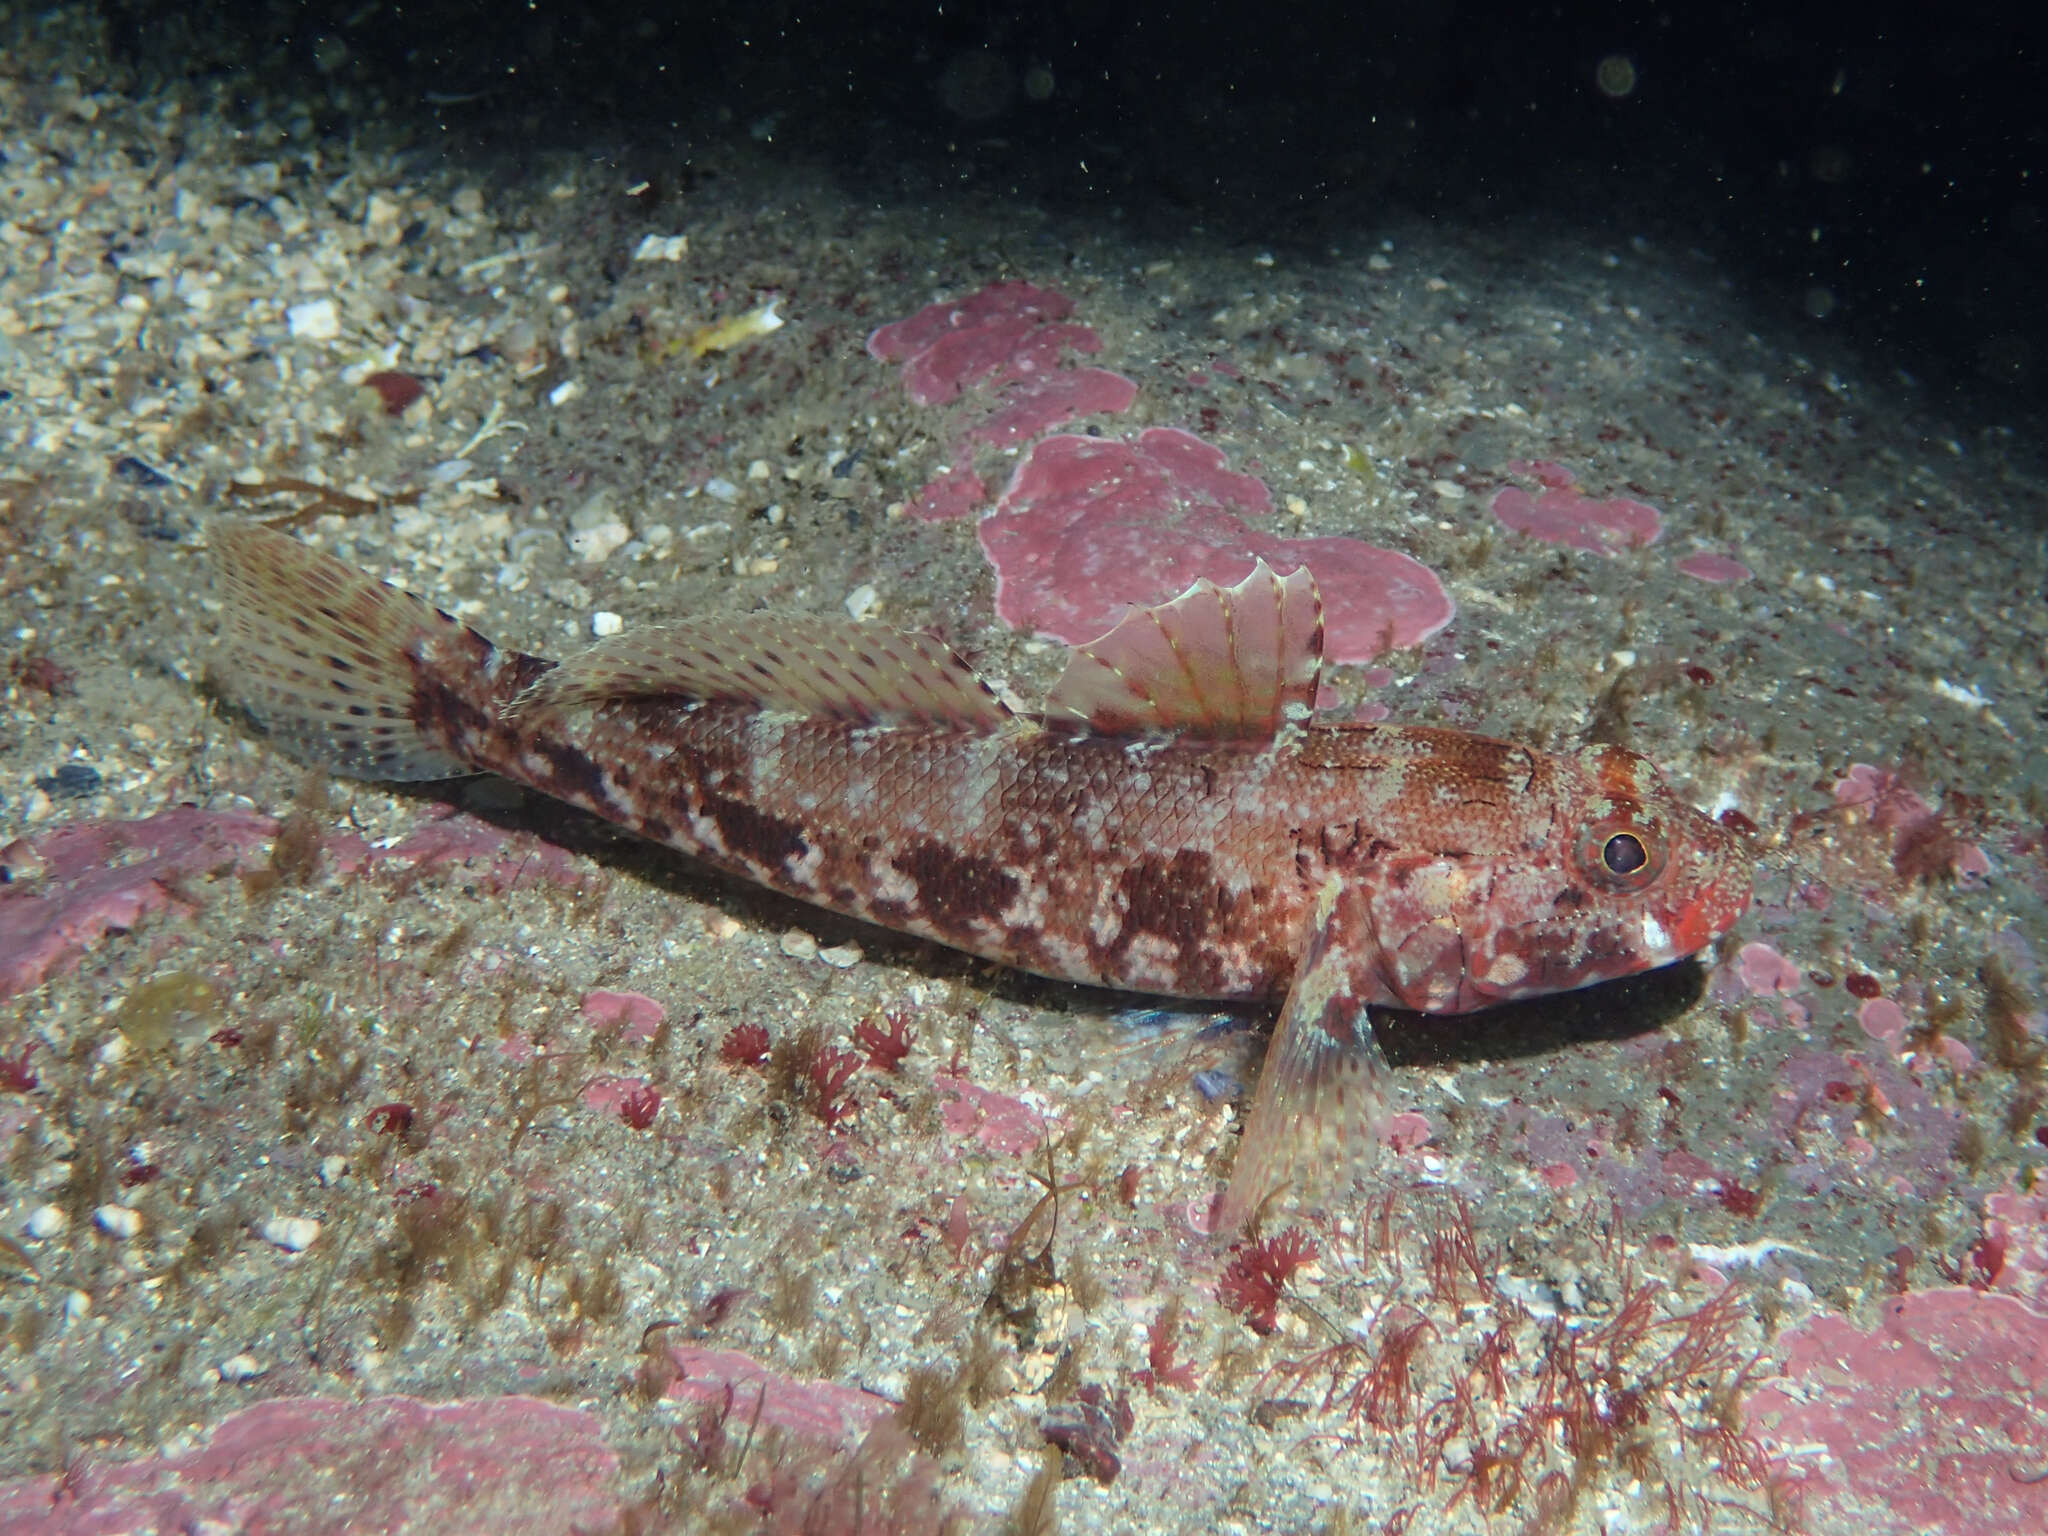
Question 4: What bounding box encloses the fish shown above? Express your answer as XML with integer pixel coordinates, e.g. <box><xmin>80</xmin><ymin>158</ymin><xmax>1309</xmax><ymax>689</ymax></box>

<box><xmin>210</xmin><ymin>523</ymin><xmax>1752</xmax><ymax>1229</ymax></box>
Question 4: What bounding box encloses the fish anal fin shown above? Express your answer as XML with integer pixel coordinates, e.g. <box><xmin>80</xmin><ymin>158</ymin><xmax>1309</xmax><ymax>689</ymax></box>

<box><xmin>1044</xmin><ymin>558</ymin><xmax>1322</xmax><ymax>738</ymax></box>
<box><xmin>511</xmin><ymin>617</ymin><xmax>1012</xmax><ymax>730</ymax></box>
<box><xmin>210</xmin><ymin>519</ymin><xmax>472</xmax><ymax>781</ymax></box>
<box><xmin>1218</xmin><ymin>876</ymin><xmax>1392</xmax><ymax>1235</ymax></box>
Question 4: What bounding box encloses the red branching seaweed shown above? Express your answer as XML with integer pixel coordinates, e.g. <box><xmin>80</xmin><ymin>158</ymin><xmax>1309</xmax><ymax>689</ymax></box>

<box><xmin>808</xmin><ymin>1044</ymin><xmax>863</xmax><ymax>1127</ymax></box>
<box><xmin>0</xmin><ymin>1041</ymin><xmax>37</xmax><ymax>1093</ymax></box>
<box><xmin>1218</xmin><ymin>1226</ymin><xmax>1318</xmax><ymax>1334</ymax></box>
<box><xmin>364</xmin><ymin>1102</ymin><xmax>415</xmax><ymax>1136</ymax></box>
<box><xmin>1134</xmin><ymin>1297</ymin><xmax>1199</xmax><ymax>1393</ymax></box>
<box><xmin>617</xmin><ymin>1083</ymin><xmax>662</xmax><ymax>1130</ymax></box>
<box><xmin>853</xmin><ymin>1010</ymin><xmax>917</xmax><ymax>1073</ymax></box>
<box><xmin>718</xmin><ymin>1022</ymin><xmax>772</xmax><ymax>1068</ymax></box>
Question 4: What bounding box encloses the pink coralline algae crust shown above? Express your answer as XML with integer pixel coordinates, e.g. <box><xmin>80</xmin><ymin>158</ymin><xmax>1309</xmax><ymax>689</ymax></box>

<box><xmin>381</xmin><ymin>807</ymin><xmax>593</xmax><ymax>891</ymax></box>
<box><xmin>664</xmin><ymin>1347</ymin><xmax>892</xmax><ymax>1445</ymax></box>
<box><xmin>1745</xmin><ymin>1288</ymin><xmax>2048</xmax><ymax>1535</ymax></box>
<box><xmin>1380</xmin><ymin>1110</ymin><xmax>1433</xmax><ymax>1152</ymax></box>
<box><xmin>0</xmin><ymin>807</ymin><xmax>275</xmax><ymax>1000</ymax></box>
<box><xmin>907</xmin><ymin>460</ymin><xmax>989</xmax><ymax>523</ymax></box>
<box><xmin>1677</xmin><ymin>551</ymin><xmax>1755</xmax><ymax>583</ymax></box>
<box><xmin>1857</xmin><ymin>996</ymin><xmax>1910</xmax><ymax>1044</ymax></box>
<box><xmin>866</xmin><ymin>282</ymin><xmax>1096</xmax><ymax>406</ymax></box>
<box><xmin>981</xmin><ymin>428</ymin><xmax>1455</xmax><ymax>661</ymax></box>
<box><xmin>1980</xmin><ymin>1185</ymin><xmax>2048</xmax><ymax>1307</ymax></box>
<box><xmin>1736</xmin><ymin>941</ymin><xmax>1804</xmax><ymax>996</ymax></box>
<box><xmin>1490</xmin><ymin>482</ymin><xmax>1665</xmax><ymax>554</ymax></box>
<box><xmin>934</xmin><ymin>1072</ymin><xmax>1049</xmax><ymax>1156</ymax></box>
<box><xmin>0</xmin><ymin>1394</ymin><xmax>620</xmax><ymax>1536</ymax></box>
<box><xmin>963</xmin><ymin>367</ymin><xmax>1140</xmax><ymax>447</ymax></box>
<box><xmin>1833</xmin><ymin>763</ymin><xmax>1995</xmax><ymax>887</ymax></box>
<box><xmin>582</xmin><ymin>988</ymin><xmax>665</xmax><ymax>1044</ymax></box>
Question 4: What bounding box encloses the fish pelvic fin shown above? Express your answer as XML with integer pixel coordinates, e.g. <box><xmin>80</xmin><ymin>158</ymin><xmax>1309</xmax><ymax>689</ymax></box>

<box><xmin>1218</xmin><ymin>875</ymin><xmax>1392</xmax><ymax>1235</ymax></box>
<box><xmin>210</xmin><ymin>519</ymin><xmax>480</xmax><ymax>780</ymax></box>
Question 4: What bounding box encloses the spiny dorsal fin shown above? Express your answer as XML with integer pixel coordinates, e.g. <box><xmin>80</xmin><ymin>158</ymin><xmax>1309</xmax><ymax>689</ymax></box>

<box><xmin>210</xmin><ymin>519</ymin><xmax>472</xmax><ymax>780</ymax></box>
<box><xmin>1043</xmin><ymin>559</ymin><xmax>1323</xmax><ymax>738</ymax></box>
<box><xmin>509</xmin><ymin>617</ymin><xmax>1013</xmax><ymax>729</ymax></box>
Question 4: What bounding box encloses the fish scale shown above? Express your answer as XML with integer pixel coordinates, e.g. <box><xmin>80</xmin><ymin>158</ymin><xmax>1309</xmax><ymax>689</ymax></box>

<box><xmin>212</xmin><ymin>522</ymin><xmax>1751</xmax><ymax>1229</ymax></box>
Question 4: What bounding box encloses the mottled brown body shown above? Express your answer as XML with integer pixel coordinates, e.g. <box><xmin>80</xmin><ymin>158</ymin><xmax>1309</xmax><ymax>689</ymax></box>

<box><xmin>214</xmin><ymin>523</ymin><xmax>1752</xmax><ymax>1225</ymax></box>
<box><xmin>418</xmin><ymin>613</ymin><xmax>1696</xmax><ymax>1015</ymax></box>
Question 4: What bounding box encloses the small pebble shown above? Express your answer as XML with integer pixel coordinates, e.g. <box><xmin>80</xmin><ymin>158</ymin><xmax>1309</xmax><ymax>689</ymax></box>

<box><xmin>25</xmin><ymin>1203</ymin><xmax>68</xmax><ymax>1239</ymax></box>
<box><xmin>94</xmin><ymin>1204</ymin><xmax>142</xmax><ymax>1240</ymax></box>
<box><xmin>35</xmin><ymin>763</ymin><xmax>102</xmax><ymax>800</ymax></box>
<box><xmin>817</xmin><ymin>942</ymin><xmax>862</xmax><ymax>970</ymax></box>
<box><xmin>258</xmin><ymin>1216</ymin><xmax>321</xmax><ymax>1252</ymax></box>
<box><xmin>703</xmin><ymin>477</ymin><xmax>739</xmax><ymax>502</ymax></box>
<box><xmin>779</xmin><ymin>929</ymin><xmax>819</xmax><ymax>961</ymax></box>
<box><xmin>287</xmin><ymin>298</ymin><xmax>340</xmax><ymax>340</ymax></box>
<box><xmin>591</xmin><ymin>610</ymin><xmax>624</xmax><ymax>638</ymax></box>
<box><xmin>844</xmin><ymin>584</ymin><xmax>879</xmax><ymax>621</ymax></box>
<box><xmin>318</xmin><ymin>1155</ymin><xmax>349</xmax><ymax>1187</ymax></box>
<box><xmin>218</xmin><ymin>1353</ymin><xmax>268</xmax><ymax>1382</ymax></box>
<box><xmin>112</xmin><ymin>455</ymin><xmax>173</xmax><ymax>487</ymax></box>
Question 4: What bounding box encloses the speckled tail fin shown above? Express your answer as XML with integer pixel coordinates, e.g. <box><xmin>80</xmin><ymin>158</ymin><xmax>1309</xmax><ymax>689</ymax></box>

<box><xmin>1218</xmin><ymin>875</ymin><xmax>1393</xmax><ymax>1234</ymax></box>
<box><xmin>1044</xmin><ymin>558</ymin><xmax>1322</xmax><ymax>738</ymax></box>
<box><xmin>210</xmin><ymin>519</ymin><xmax>476</xmax><ymax>780</ymax></box>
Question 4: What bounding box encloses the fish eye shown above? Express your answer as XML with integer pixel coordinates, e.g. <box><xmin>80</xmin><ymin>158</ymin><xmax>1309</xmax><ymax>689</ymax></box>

<box><xmin>1578</xmin><ymin>817</ymin><xmax>1665</xmax><ymax>891</ymax></box>
<box><xmin>1602</xmin><ymin>832</ymin><xmax>1648</xmax><ymax>875</ymax></box>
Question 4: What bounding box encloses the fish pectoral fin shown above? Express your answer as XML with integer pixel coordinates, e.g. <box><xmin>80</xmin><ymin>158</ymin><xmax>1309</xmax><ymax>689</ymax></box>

<box><xmin>1043</xmin><ymin>557</ymin><xmax>1322</xmax><ymax>738</ymax></box>
<box><xmin>508</xmin><ymin>617</ymin><xmax>1012</xmax><ymax>730</ymax></box>
<box><xmin>1217</xmin><ymin>878</ymin><xmax>1393</xmax><ymax>1235</ymax></box>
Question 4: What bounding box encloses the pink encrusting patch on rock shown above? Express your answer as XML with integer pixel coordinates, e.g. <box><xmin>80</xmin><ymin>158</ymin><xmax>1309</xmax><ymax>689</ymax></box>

<box><xmin>867</xmin><ymin>282</ymin><xmax>1099</xmax><ymax>406</ymax></box>
<box><xmin>0</xmin><ymin>808</ymin><xmax>276</xmax><ymax>999</ymax></box>
<box><xmin>0</xmin><ymin>1395</ymin><xmax>621</xmax><ymax>1535</ymax></box>
<box><xmin>907</xmin><ymin>459</ymin><xmax>988</xmax><ymax>523</ymax></box>
<box><xmin>1982</xmin><ymin>1185</ymin><xmax>2048</xmax><ymax>1308</ymax></box>
<box><xmin>965</xmin><ymin>368</ymin><xmax>1140</xmax><ymax>447</ymax></box>
<box><xmin>1491</xmin><ymin>482</ymin><xmax>1665</xmax><ymax>554</ymax></box>
<box><xmin>582</xmin><ymin>989</ymin><xmax>664</xmax><ymax>1043</ymax></box>
<box><xmin>664</xmin><ymin>1347</ymin><xmax>892</xmax><ymax>1446</ymax></box>
<box><xmin>1677</xmin><ymin>551</ymin><xmax>1754</xmax><ymax>583</ymax></box>
<box><xmin>934</xmin><ymin>1072</ymin><xmax>1049</xmax><ymax>1157</ymax></box>
<box><xmin>1381</xmin><ymin>1111</ymin><xmax>1433</xmax><ymax>1152</ymax></box>
<box><xmin>1505</xmin><ymin>457</ymin><xmax>1579</xmax><ymax>489</ymax></box>
<box><xmin>980</xmin><ymin>429</ymin><xmax>1455</xmax><ymax>662</ymax></box>
<box><xmin>1745</xmin><ymin>1288</ymin><xmax>2048</xmax><ymax>1535</ymax></box>
<box><xmin>1858</xmin><ymin>996</ymin><xmax>1910</xmax><ymax>1044</ymax></box>
<box><xmin>1736</xmin><ymin>941</ymin><xmax>1803</xmax><ymax>996</ymax></box>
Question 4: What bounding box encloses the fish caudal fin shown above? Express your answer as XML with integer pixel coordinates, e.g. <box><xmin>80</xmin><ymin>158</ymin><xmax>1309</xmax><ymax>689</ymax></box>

<box><xmin>1218</xmin><ymin>876</ymin><xmax>1393</xmax><ymax>1233</ymax></box>
<box><xmin>210</xmin><ymin>520</ymin><xmax>473</xmax><ymax>780</ymax></box>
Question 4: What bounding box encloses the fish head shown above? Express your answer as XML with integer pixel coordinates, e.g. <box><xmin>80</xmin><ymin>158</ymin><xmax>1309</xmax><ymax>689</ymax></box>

<box><xmin>1353</xmin><ymin>737</ymin><xmax>1752</xmax><ymax>1013</ymax></box>
<box><xmin>1461</xmin><ymin>741</ymin><xmax>1750</xmax><ymax>1009</ymax></box>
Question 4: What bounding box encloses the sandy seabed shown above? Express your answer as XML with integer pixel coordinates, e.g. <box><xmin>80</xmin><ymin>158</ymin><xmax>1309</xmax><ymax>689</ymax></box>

<box><xmin>2</xmin><ymin>9</ymin><xmax>2047</xmax><ymax>1534</ymax></box>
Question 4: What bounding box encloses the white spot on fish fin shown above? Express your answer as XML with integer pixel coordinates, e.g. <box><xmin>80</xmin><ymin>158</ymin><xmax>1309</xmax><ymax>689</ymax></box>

<box><xmin>210</xmin><ymin>519</ymin><xmax>472</xmax><ymax>780</ymax></box>
<box><xmin>1044</xmin><ymin>558</ymin><xmax>1323</xmax><ymax>739</ymax></box>
<box><xmin>1218</xmin><ymin>875</ymin><xmax>1392</xmax><ymax>1234</ymax></box>
<box><xmin>510</xmin><ymin>617</ymin><xmax>1013</xmax><ymax>730</ymax></box>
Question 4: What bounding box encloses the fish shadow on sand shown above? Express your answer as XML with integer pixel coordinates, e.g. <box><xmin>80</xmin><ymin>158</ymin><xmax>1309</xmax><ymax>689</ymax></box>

<box><xmin>1376</xmin><ymin>959</ymin><xmax>1709</xmax><ymax>1070</ymax></box>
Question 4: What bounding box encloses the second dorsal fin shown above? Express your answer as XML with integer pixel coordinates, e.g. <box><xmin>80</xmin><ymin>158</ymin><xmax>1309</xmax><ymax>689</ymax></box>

<box><xmin>1043</xmin><ymin>559</ymin><xmax>1323</xmax><ymax>738</ymax></box>
<box><xmin>509</xmin><ymin>616</ymin><xmax>1013</xmax><ymax>729</ymax></box>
